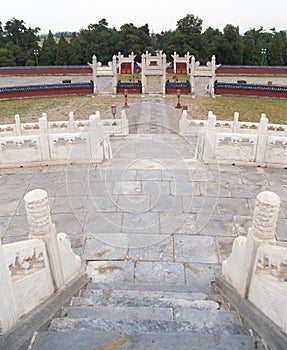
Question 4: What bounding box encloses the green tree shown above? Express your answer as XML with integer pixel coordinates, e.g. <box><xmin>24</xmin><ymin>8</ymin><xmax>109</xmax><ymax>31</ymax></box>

<box><xmin>0</xmin><ymin>47</ymin><xmax>16</xmax><ymax>66</ymax></box>
<box><xmin>280</xmin><ymin>31</ymin><xmax>287</xmax><ymax>65</ymax></box>
<box><xmin>176</xmin><ymin>14</ymin><xmax>202</xmax><ymax>36</ymax></box>
<box><xmin>268</xmin><ymin>32</ymin><xmax>284</xmax><ymax>65</ymax></box>
<box><xmin>68</xmin><ymin>32</ymin><xmax>85</xmax><ymax>64</ymax></box>
<box><xmin>242</xmin><ymin>28</ymin><xmax>265</xmax><ymax>65</ymax></box>
<box><xmin>39</xmin><ymin>30</ymin><xmax>57</xmax><ymax>65</ymax></box>
<box><xmin>202</xmin><ymin>27</ymin><xmax>222</xmax><ymax>61</ymax></box>
<box><xmin>56</xmin><ymin>34</ymin><xmax>69</xmax><ymax>64</ymax></box>
<box><xmin>79</xmin><ymin>19</ymin><xmax>119</xmax><ymax>63</ymax></box>
<box><xmin>2</xmin><ymin>18</ymin><xmax>40</xmax><ymax>65</ymax></box>
<box><xmin>118</xmin><ymin>23</ymin><xmax>154</xmax><ymax>57</ymax></box>
<box><xmin>217</xmin><ymin>24</ymin><xmax>243</xmax><ymax>64</ymax></box>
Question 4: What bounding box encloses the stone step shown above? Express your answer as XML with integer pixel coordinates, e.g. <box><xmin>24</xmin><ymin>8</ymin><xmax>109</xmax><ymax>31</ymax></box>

<box><xmin>71</xmin><ymin>294</ymin><xmax>220</xmax><ymax>310</ymax></box>
<box><xmin>32</xmin><ymin>330</ymin><xmax>265</xmax><ymax>350</ymax></box>
<box><xmin>86</xmin><ymin>282</ymin><xmax>207</xmax><ymax>293</ymax></box>
<box><xmin>72</xmin><ymin>283</ymin><xmax>223</xmax><ymax>309</ymax></box>
<box><xmin>49</xmin><ymin>316</ymin><xmax>248</xmax><ymax>336</ymax></box>
<box><xmin>86</xmin><ymin>282</ymin><xmax>222</xmax><ymax>300</ymax></box>
<box><xmin>60</xmin><ymin>305</ymin><xmax>236</xmax><ymax>323</ymax></box>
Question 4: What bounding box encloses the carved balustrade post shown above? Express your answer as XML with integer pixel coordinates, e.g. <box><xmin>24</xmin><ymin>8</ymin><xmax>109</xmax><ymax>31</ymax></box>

<box><xmin>14</xmin><ymin>114</ymin><xmax>22</xmax><ymax>136</ymax></box>
<box><xmin>89</xmin><ymin>114</ymin><xmax>103</xmax><ymax>162</ymax></box>
<box><xmin>38</xmin><ymin>115</ymin><xmax>50</xmax><ymax>162</ymax></box>
<box><xmin>223</xmin><ymin>191</ymin><xmax>280</xmax><ymax>298</ymax></box>
<box><xmin>69</xmin><ymin>111</ymin><xmax>75</xmax><ymax>133</ymax></box>
<box><xmin>0</xmin><ymin>235</ymin><xmax>18</xmax><ymax>333</ymax></box>
<box><xmin>256</xmin><ymin>113</ymin><xmax>269</xmax><ymax>163</ymax></box>
<box><xmin>24</xmin><ymin>189</ymin><xmax>64</xmax><ymax>290</ymax></box>
<box><xmin>203</xmin><ymin>111</ymin><xmax>216</xmax><ymax>161</ymax></box>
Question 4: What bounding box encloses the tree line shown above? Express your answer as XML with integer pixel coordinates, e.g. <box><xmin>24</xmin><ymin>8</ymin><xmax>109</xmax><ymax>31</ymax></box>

<box><xmin>0</xmin><ymin>15</ymin><xmax>287</xmax><ymax>67</ymax></box>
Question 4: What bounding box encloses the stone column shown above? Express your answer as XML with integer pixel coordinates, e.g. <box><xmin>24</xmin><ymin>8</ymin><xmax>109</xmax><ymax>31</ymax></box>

<box><xmin>112</xmin><ymin>54</ymin><xmax>118</xmax><ymax>96</ymax></box>
<box><xmin>15</xmin><ymin>114</ymin><xmax>21</xmax><ymax>136</ymax></box>
<box><xmin>130</xmin><ymin>51</ymin><xmax>136</xmax><ymax>75</ymax></box>
<box><xmin>190</xmin><ymin>55</ymin><xmax>195</xmax><ymax>96</ymax></box>
<box><xmin>92</xmin><ymin>55</ymin><xmax>98</xmax><ymax>95</ymax></box>
<box><xmin>179</xmin><ymin>109</ymin><xmax>188</xmax><ymax>135</ymax></box>
<box><xmin>89</xmin><ymin>114</ymin><xmax>103</xmax><ymax>163</ymax></box>
<box><xmin>255</xmin><ymin>114</ymin><xmax>268</xmax><ymax>163</ymax></box>
<box><xmin>233</xmin><ymin>112</ymin><xmax>240</xmax><ymax>133</ymax></box>
<box><xmin>185</xmin><ymin>51</ymin><xmax>191</xmax><ymax>74</ymax></box>
<box><xmin>210</xmin><ymin>55</ymin><xmax>216</xmax><ymax>98</ymax></box>
<box><xmin>69</xmin><ymin>111</ymin><xmax>75</xmax><ymax>133</ymax></box>
<box><xmin>38</xmin><ymin>116</ymin><xmax>50</xmax><ymax>162</ymax></box>
<box><xmin>0</xmin><ymin>235</ymin><xmax>18</xmax><ymax>333</ymax></box>
<box><xmin>118</xmin><ymin>51</ymin><xmax>123</xmax><ymax>75</ymax></box>
<box><xmin>24</xmin><ymin>189</ymin><xmax>65</xmax><ymax>290</ymax></box>
<box><xmin>162</xmin><ymin>53</ymin><xmax>167</xmax><ymax>96</ymax></box>
<box><xmin>121</xmin><ymin>110</ymin><xmax>129</xmax><ymax>135</ymax></box>
<box><xmin>203</xmin><ymin>111</ymin><xmax>216</xmax><ymax>161</ymax></box>
<box><xmin>141</xmin><ymin>53</ymin><xmax>146</xmax><ymax>95</ymax></box>
<box><xmin>172</xmin><ymin>51</ymin><xmax>177</xmax><ymax>74</ymax></box>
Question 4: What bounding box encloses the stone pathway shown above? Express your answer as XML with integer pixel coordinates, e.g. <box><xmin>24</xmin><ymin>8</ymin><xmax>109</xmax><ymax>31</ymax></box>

<box><xmin>1</xmin><ymin>97</ymin><xmax>287</xmax><ymax>284</ymax></box>
<box><xmin>1</xmin><ymin>127</ymin><xmax>287</xmax><ymax>289</ymax></box>
<box><xmin>2</xmin><ymin>96</ymin><xmax>287</xmax><ymax>348</ymax></box>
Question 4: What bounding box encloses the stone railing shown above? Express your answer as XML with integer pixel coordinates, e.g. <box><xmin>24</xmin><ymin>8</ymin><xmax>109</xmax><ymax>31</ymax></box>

<box><xmin>0</xmin><ymin>111</ymin><xmax>129</xmax><ymax>167</ymax></box>
<box><xmin>0</xmin><ymin>189</ymin><xmax>82</xmax><ymax>334</ymax></box>
<box><xmin>222</xmin><ymin>191</ymin><xmax>287</xmax><ymax>334</ymax></box>
<box><xmin>0</xmin><ymin>110</ymin><xmax>129</xmax><ymax>137</ymax></box>
<box><xmin>180</xmin><ymin>110</ymin><xmax>287</xmax><ymax>166</ymax></box>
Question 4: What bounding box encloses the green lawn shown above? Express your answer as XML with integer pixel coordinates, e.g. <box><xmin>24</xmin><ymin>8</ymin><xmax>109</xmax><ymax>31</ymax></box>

<box><xmin>180</xmin><ymin>95</ymin><xmax>287</xmax><ymax>124</ymax></box>
<box><xmin>0</xmin><ymin>94</ymin><xmax>286</xmax><ymax>125</ymax></box>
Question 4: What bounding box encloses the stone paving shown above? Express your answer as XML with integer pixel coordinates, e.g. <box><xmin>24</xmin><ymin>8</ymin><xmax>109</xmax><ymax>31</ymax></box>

<box><xmin>1</xmin><ymin>97</ymin><xmax>287</xmax><ymax>291</ymax></box>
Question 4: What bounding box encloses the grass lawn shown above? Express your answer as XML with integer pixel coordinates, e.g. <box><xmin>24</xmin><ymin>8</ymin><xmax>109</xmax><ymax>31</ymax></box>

<box><xmin>179</xmin><ymin>95</ymin><xmax>287</xmax><ymax>124</ymax></box>
<box><xmin>0</xmin><ymin>94</ymin><xmax>286</xmax><ymax>125</ymax></box>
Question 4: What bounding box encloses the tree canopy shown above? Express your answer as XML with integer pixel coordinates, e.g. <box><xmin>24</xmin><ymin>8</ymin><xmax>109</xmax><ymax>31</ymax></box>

<box><xmin>0</xmin><ymin>15</ymin><xmax>287</xmax><ymax>66</ymax></box>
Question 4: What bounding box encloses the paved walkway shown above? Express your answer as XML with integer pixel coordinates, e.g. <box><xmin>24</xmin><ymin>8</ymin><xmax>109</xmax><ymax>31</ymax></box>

<box><xmin>1</xmin><ymin>97</ymin><xmax>287</xmax><ymax>290</ymax></box>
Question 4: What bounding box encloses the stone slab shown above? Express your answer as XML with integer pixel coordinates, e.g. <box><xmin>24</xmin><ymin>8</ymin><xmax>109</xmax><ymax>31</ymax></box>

<box><xmin>135</xmin><ymin>261</ymin><xmax>185</xmax><ymax>285</ymax></box>
<box><xmin>32</xmin><ymin>330</ymin><xmax>265</xmax><ymax>350</ymax></box>
<box><xmin>150</xmin><ymin>195</ymin><xmax>183</xmax><ymax>213</ymax></box>
<box><xmin>128</xmin><ymin>234</ymin><xmax>173</xmax><ymax>262</ymax></box>
<box><xmin>159</xmin><ymin>213</ymin><xmax>197</xmax><ymax>234</ymax></box>
<box><xmin>197</xmin><ymin>215</ymin><xmax>236</xmax><ymax>237</ymax></box>
<box><xmin>185</xmin><ymin>263</ymin><xmax>222</xmax><ymax>293</ymax></box>
<box><xmin>117</xmin><ymin>194</ymin><xmax>150</xmax><ymax>213</ymax></box>
<box><xmin>87</xmin><ymin>261</ymin><xmax>134</xmax><ymax>283</ymax></box>
<box><xmin>83</xmin><ymin>233</ymin><xmax>128</xmax><ymax>260</ymax></box>
<box><xmin>122</xmin><ymin>212</ymin><xmax>159</xmax><ymax>234</ymax></box>
<box><xmin>61</xmin><ymin>305</ymin><xmax>173</xmax><ymax>321</ymax></box>
<box><xmin>174</xmin><ymin>236</ymin><xmax>218</xmax><ymax>263</ymax></box>
<box><xmin>85</xmin><ymin>212</ymin><xmax>123</xmax><ymax>234</ymax></box>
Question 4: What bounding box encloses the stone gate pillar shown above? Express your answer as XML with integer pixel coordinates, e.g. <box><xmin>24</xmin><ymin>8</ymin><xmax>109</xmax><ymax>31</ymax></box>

<box><xmin>92</xmin><ymin>55</ymin><xmax>98</xmax><ymax>95</ymax></box>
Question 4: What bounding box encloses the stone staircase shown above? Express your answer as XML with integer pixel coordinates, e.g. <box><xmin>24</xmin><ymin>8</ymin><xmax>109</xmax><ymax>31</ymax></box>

<box><xmin>28</xmin><ymin>131</ymin><xmax>267</xmax><ymax>349</ymax></box>
<box><xmin>31</xmin><ymin>281</ymin><xmax>265</xmax><ymax>350</ymax></box>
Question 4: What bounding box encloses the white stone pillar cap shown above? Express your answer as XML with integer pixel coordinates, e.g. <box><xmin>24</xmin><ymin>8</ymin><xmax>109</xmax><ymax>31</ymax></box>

<box><xmin>24</xmin><ymin>189</ymin><xmax>48</xmax><ymax>204</ymax></box>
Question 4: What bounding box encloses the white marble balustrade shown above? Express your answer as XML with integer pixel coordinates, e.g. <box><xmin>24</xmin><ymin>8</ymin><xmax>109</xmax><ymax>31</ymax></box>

<box><xmin>0</xmin><ymin>111</ymin><xmax>128</xmax><ymax>167</ymax></box>
<box><xmin>180</xmin><ymin>110</ymin><xmax>287</xmax><ymax>166</ymax></box>
<box><xmin>0</xmin><ymin>189</ymin><xmax>82</xmax><ymax>334</ymax></box>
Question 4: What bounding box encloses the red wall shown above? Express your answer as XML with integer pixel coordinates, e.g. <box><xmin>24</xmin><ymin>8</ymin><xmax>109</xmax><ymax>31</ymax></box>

<box><xmin>215</xmin><ymin>87</ymin><xmax>287</xmax><ymax>99</ymax></box>
<box><xmin>166</xmin><ymin>87</ymin><xmax>190</xmax><ymax>94</ymax></box>
<box><xmin>0</xmin><ymin>87</ymin><xmax>93</xmax><ymax>99</ymax></box>
<box><xmin>0</xmin><ymin>67</ymin><xmax>92</xmax><ymax>75</ymax></box>
<box><xmin>117</xmin><ymin>87</ymin><xmax>141</xmax><ymax>94</ymax></box>
<box><xmin>216</xmin><ymin>67</ymin><xmax>287</xmax><ymax>75</ymax></box>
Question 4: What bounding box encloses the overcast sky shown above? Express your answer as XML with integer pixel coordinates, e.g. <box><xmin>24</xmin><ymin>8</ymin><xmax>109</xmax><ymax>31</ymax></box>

<box><xmin>1</xmin><ymin>0</ymin><xmax>287</xmax><ymax>34</ymax></box>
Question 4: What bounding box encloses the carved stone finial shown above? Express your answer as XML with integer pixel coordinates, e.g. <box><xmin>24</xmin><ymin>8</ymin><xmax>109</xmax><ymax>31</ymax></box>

<box><xmin>251</xmin><ymin>191</ymin><xmax>280</xmax><ymax>240</ymax></box>
<box><xmin>24</xmin><ymin>189</ymin><xmax>52</xmax><ymax>237</ymax></box>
